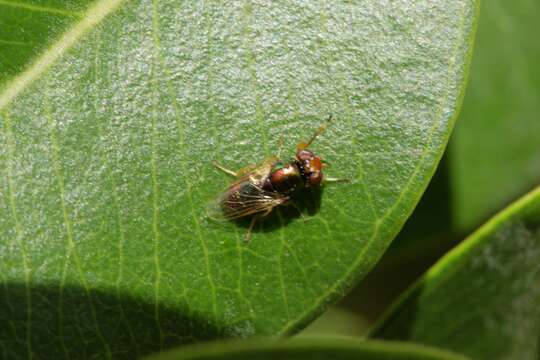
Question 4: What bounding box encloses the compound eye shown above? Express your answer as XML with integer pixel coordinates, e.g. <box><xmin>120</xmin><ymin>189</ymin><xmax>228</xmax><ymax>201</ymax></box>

<box><xmin>311</xmin><ymin>156</ymin><xmax>322</xmax><ymax>171</ymax></box>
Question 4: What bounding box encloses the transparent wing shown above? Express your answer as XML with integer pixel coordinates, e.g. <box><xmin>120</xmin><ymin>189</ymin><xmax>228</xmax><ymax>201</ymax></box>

<box><xmin>210</xmin><ymin>178</ymin><xmax>288</xmax><ymax>221</ymax></box>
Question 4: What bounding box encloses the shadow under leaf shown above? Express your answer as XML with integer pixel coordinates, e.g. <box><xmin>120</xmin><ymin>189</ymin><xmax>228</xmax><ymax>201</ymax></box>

<box><xmin>0</xmin><ymin>282</ymin><xmax>219</xmax><ymax>359</ymax></box>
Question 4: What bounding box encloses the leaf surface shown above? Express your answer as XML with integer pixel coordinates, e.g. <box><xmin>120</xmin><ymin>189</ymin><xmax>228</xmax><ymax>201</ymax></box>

<box><xmin>371</xmin><ymin>186</ymin><xmax>540</xmax><ymax>360</ymax></box>
<box><xmin>0</xmin><ymin>0</ymin><xmax>477</xmax><ymax>357</ymax></box>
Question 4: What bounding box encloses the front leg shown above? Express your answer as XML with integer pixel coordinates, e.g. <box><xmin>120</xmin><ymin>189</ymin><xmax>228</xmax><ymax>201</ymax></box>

<box><xmin>213</xmin><ymin>161</ymin><xmax>239</xmax><ymax>177</ymax></box>
<box><xmin>214</xmin><ymin>161</ymin><xmax>263</xmax><ymax>178</ymax></box>
<box><xmin>324</xmin><ymin>177</ymin><xmax>350</xmax><ymax>183</ymax></box>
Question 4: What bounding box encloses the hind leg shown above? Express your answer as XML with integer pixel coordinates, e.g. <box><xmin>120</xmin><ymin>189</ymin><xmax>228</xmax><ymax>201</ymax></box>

<box><xmin>244</xmin><ymin>208</ymin><xmax>273</xmax><ymax>243</ymax></box>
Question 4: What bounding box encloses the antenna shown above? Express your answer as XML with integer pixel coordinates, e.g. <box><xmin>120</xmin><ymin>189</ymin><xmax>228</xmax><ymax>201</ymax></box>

<box><xmin>298</xmin><ymin>114</ymin><xmax>333</xmax><ymax>150</ymax></box>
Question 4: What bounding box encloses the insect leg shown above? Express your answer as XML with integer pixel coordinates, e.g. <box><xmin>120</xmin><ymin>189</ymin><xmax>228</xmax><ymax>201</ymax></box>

<box><xmin>235</xmin><ymin>163</ymin><xmax>259</xmax><ymax>177</ymax></box>
<box><xmin>324</xmin><ymin>177</ymin><xmax>350</xmax><ymax>183</ymax></box>
<box><xmin>244</xmin><ymin>208</ymin><xmax>274</xmax><ymax>242</ymax></box>
<box><xmin>245</xmin><ymin>216</ymin><xmax>258</xmax><ymax>243</ymax></box>
<box><xmin>213</xmin><ymin>161</ymin><xmax>238</xmax><ymax>177</ymax></box>
<box><xmin>289</xmin><ymin>201</ymin><xmax>309</xmax><ymax>223</ymax></box>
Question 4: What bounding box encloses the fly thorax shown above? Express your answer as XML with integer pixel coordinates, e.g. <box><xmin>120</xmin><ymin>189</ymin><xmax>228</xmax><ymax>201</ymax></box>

<box><xmin>269</xmin><ymin>161</ymin><xmax>302</xmax><ymax>193</ymax></box>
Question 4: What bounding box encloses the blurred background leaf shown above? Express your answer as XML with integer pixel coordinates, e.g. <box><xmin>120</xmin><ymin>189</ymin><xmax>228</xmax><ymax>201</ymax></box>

<box><xmin>298</xmin><ymin>307</ymin><xmax>369</xmax><ymax>338</ymax></box>
<box><xmin>370</xmin><ymin>186</ymin><xmax>540</xmax><ymax>360</ymax></box>
<box><xmin>450</xmin><ymin>0</ymin><xmax>540</xmax><ymax>232</ymax></box>
<box><xmin>146</xmin><ymin>338</ymin><xmax>470</xmax><ymax>360</ymax></box>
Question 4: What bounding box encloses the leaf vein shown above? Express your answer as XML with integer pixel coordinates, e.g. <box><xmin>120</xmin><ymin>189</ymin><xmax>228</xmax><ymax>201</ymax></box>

<box><xmin>44</xmin><ymin>96</ymin><xmax>112</xmax><ymax>359</ymax></box>
<box><xmin>242</xmin><ymin>2</ymin><xmax>268</xmax><ymax>156</ymax></box>
<box><xmin>320</xmin><ymin>2</ymin><xmax>377</xmax><ymax>219</ymax></box>
<box><xmin>153</xmin><ymin>5</ymin><xmax>220</xmax><ymax>332</ymax></box>
<box><xmin>2</xmin><ymin>110</ymin><xmax>33</xmax><ymax>360</ymax></box>
<box><xmin>0</xmin><ymin>0</ymin><xmax>124</xmax><ymax>110</ymax></box>
<box><xmin>150</xmin><ymin>0</ymin><xmax>165</xmax><ymax>349</ymax></box>
<box><xmin>92</xmin><ymin>30</ymin><xmax>140</xmax><ymax>355</ymax></box>
<box><xmin>277</xmin><ymin>210</ymin><xmax>291</xmax><ymax>320</ymax></box>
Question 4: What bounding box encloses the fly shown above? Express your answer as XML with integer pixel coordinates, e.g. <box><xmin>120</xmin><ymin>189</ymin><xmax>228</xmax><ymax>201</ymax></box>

<box><xmin>212</xmin><ymin>115</ymin><xmax>347</xmax><ymax>241</ymax></box>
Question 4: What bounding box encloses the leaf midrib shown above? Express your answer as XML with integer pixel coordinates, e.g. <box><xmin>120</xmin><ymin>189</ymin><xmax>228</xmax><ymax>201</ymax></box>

<box><xmin>0</xmin><ymin>0</ymin><xmax>124</xmax><ymax>109</ymax></box>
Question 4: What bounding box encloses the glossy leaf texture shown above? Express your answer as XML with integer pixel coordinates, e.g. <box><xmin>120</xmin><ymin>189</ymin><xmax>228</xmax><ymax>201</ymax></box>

<box><xmin>146</xmin><ymin>338</ymin><xmax>470</xmax><ymax>360</ymax></box>
<box><xmin>0</xmin><ymin>0</ymin><xmax>478</xmax><ymax>358</ymax></box>
<box><xmin>0</xmin><ymin>0</ymin><xmax>94</xmax><ymax>88</ymax></box>
<box><xmin>449</xmin><ymin>0</ymin><xmax>540</xmax><ymax>231</ymax></box>
<box><xmin>370</xmin><ymin>186</ymin><xmax>540</xmax><ymax>360</ymax></box>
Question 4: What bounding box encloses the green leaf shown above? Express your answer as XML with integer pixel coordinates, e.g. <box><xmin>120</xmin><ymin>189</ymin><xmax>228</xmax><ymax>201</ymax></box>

<box><xmin>0</xmin><ymin>0</ymin><xmax>478</xmax><ymax>358</ymax></box>
<box><xmin>145</xmin><ymin>338</ymin><xmax>470</xmax><ymax>360</ymax></box>
<box><xmin>370</xmin><ymin>186</ymin><xmax>540</xmax><ymax>360</ymax></box>
<box><xmin>0</xmin><ymin>0</ymin><xmax>93</xmax><ymax>89</ymax></box>
<box><xmin>449</xmin><ymin>0</ymin><xmax>540</xmax><ymax>231</ymax></box>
